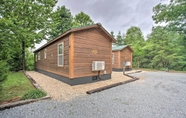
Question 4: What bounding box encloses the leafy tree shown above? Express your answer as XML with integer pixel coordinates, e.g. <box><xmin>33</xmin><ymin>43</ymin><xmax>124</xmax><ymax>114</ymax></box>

<box><xmin>145</xmin><ymin>26</ymin><xmax>185</xmax><ymax>70</ymax></box>
<box><xmin>115</xmin><ymin>31</ymin><xmax>125</xmax><ymax>46</ymax></box>
<box><xmin>73</xmin><ymin>12</ymin><xmax>94</xmax><ymax>27</ymax></box>
<box><xmin>132</xmin><ymin>40</ymin><xmax>146</xmax><ymax>69</ymax></box>
<box><xmin>152</xmin><ymin>0</ymin><xmax>186</xmax><ymax>70</ymax></box>
<box><xmin>0</xmin><ymin>0</ymin><xmax>57</xmax><ymax>71</ymax></box>
<box><xmin>152</xmin><ymin>0</ymin><xmax>186</xmax><ymax>36</ymax></box>
<box><xmin>0</xmin><ymin>26</ymin><xmax>22</xmax><ymax>71</ymax></box>
<box><xmin>0</xmin><ymin>60</ymin><xmax>8</xmax><ymax>82</ymax></box>
<box><xmin>124</xmin><ymin>26</ymin><xmax>145</xmax><ymax>68</ymax></box>
<box><xmin>124</xmin><ymin>26</ymin><xmax>144</xmax><ymax>45</ymax></box>
<box><xmin>25</xmin><ymin>49</ymin><xmax>34</xmax><ymax>71</ymax></box>
<box><xmin>0</xmin><ymin>60</ymin><xmax>8</xmax><ymax>92</ymax></box>
<box><xmin>7</xmin><ymin>49</ymin><xmax>22</xmax><ymax>71</ymax></box>
<box><xmin>47</xmin><ymin>6</ymin><xmax>73</xmax><ymax>41</ymax></box>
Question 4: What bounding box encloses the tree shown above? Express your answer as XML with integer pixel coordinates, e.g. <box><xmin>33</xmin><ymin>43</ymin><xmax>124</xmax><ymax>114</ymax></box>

<box><xmin>152</xmin><ymin>0</ymin><xmax>186</xmax><ymax>70</ymax></box>
<box><xmin>110</xmin><ymin>31</ymin><xmax>115</xmax><ymax>38</ymax></box>
<box><xmin>25</xmin><ymin>49</ymin><xmax>34</xmax><ymax>71</ymax></box>
<box><xmin>145</xmin><ymin>26</ymin><xmax>185</xmax><ymax>70</ymax></box>
<box><xmin>152</xmin><ymin>0</ymin><xmax>186</xmax><ymax>36</ymax></box>
<box><xmin>124</xmin><ymin>26</ymin><xmax>144</xmax><ymax>45</ymax></box>
<box><xmin>0</xmin><ymin>0</ymin><xmax>57</xmax><ymax>71</ymax></box>
<box><xmin>0</xmin><ymin>60</ymin><xmax>9</xmax><ymax>92</ymax></box>
<box><xmin>115</xmin><ymin>31</ymin><xmax>125</xmax><ymax>46</ymax></box>
<box><xmin>47</xmin><ymin>6</ymin><xmax>73</xmax><ymax>41</ymax></box>
<box><xmin>0</xmin><ymin>19</ymin><xmax>22</xmax><ymax>71</ymax></box>
<box><xmin>73</xmin><ymin>12</ymin><xmax>94</xmax><ymax>27</ymax></box>
<box><xmin>124</xmin><ymin>26</ymin><xmax>145</xmax><ymax>68</ymax></box>
<box><xmin>0</xmin><ymin>60</ymin><xmax>8</xmax><ymax>82</ymax></box>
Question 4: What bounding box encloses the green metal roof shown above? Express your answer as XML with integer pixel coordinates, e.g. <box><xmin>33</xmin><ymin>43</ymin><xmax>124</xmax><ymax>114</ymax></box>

<box><xmin>112</xmin><ymin>45</ymin><xmax>128</xmax><ymax>51</ymax></box>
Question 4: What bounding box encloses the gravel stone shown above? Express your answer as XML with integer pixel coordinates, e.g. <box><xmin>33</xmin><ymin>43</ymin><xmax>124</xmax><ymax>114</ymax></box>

<box><xmin>0</xmin><ymin>71</ymin><xmax>186</xmax><ymax>118</ymax></box>
<box><xmin>25</xmin><ymin>71</ymin><xmax>131</xmax><ymax>100</ymax></box>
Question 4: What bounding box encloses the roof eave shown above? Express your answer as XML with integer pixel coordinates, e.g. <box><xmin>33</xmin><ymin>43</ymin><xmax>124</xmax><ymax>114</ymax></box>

<box><xmin>34</xmin><ymin>23</ymin><xmax>116</xmax><ymax>53</ymax></box>
<box><xmin>33</xmin><ymin>30</ymin><xmax>72</xmax><ymax>53</ymax></box>
<box><xmin>112</xmin><ymin>49</ymin><xmax>121</xmax><ymax>51</ymax></box>
<box><xmin>112</xmin><ymin>45</ymin><xmax>134</xmax><ymax>52</ymax></box>
<box><xmin>126</xmin><ymin>45</ymin><xmax>134</xmax><ymax>52</ymax></box>
<box><xmin>98</xmin><ymin>26</ymin><xmax>116</xmax><ymax>43</ymax></box>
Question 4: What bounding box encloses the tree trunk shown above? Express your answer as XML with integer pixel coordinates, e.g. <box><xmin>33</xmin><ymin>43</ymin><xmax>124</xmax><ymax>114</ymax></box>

<box><xmin>137</xmin><ymin>56</ymin><xmax>139</xmax><ymax>69</ymax></box>
<box><xmin>22</xmin><ymin>40</ymin><xmax>25</xmax><ymax>71</ymax></box>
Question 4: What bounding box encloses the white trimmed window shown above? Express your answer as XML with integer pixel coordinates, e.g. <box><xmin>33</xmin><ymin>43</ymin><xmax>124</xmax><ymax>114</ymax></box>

<box><xmin>112</xmin><ymin>53</ymin><xmax>114</xmax><ymax>64</ymax></box>
<box><xmin>44</xmin><ymin>49</ymin><xmax>47</xmax><ymax>59</ymax></box>
<box><xmin>58</xmin><ymin>42</ymin><xmax>64</xmax><ymax>66</ymax></box>
<box><xmin>38</xmin><ymin>52</ymin><xmax>40</xmax><ymax>60</ymax></box>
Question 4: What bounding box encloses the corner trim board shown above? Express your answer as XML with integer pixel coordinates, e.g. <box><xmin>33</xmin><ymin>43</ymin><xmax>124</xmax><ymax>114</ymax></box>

<box><xmin>69</xmin><ymin>33</ymin><xmax>74</xmax><ymax>78</ymax></box>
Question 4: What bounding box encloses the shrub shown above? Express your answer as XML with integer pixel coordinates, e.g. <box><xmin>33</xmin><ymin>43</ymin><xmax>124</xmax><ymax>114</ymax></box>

<box><xmin>7</xmin><ymin>51</ymin><xmax>22</xmax><ymax>72</ymax></box>
<box><xmin>0</xmin><ymin>60</ymin><xmax>8</xmax><ymax>82</ymax></box>
<box><xmin>25</xmin><ymin>49</ymin><xmax>34</xmax><ymax>71</ymax></box>
<box><xmin>21</xmin><ymin>89</ymin><xmax>46</xmax><ymax>100</ymax></box>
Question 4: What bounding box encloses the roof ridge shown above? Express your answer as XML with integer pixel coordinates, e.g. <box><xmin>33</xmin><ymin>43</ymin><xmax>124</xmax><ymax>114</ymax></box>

<box><xmin>34</xmin><ymin>23</ymin><xmax>115</xmax><ymax>52</ymax></box>
<box><xmin>112</xmin><ymin>45</ymin><xmax>128</xmax><ymax>51</ymax></box>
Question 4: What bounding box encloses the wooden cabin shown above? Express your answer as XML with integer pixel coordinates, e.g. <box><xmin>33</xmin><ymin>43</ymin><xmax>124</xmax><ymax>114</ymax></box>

<box><xmin>112</xmin><ymin>45</ymin><xmax>133</xmax><ymax>71</ymax></box>
<box><xmin>34</xmin><ymin>23</ymin><xmax>116</xmax><ymax>85</ymax></box>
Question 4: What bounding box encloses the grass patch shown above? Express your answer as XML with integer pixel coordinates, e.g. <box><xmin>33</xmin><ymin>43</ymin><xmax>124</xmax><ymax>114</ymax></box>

<box><xmin>21</xmin><ymin>89</ymin><xmax>46</xmax><ymax>100</ymax></box>
<box><xmin>133</xmin><ymin>68</ymin><xmax>159</xmax><ymax>72</ymax></box>
<box><xmin>0</xmin><ymin>72</ymin><xmax>35</xmax><ymax>104</ymax></box>
<box><xmin>133</xmin><ymin>68</ymin><xmax>186</xmax><ymax>73</ymax></box>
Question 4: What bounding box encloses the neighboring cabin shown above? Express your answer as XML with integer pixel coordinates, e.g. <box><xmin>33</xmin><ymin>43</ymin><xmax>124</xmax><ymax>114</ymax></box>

<box><xmin>112</xmin><ymin>45</ymin><xmax>133</xmax><ymax>71</ymax></box>
<box><xmin>34</xmin><ymin>23</ymin><xmax>116</xmax><ymax>85</ymax></box>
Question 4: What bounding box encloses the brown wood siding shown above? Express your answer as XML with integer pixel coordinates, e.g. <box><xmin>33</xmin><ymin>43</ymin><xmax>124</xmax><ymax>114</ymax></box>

<box><xmin>35</xmin><ymin>35</ymin><xmax>70</xmax><ymax>77</ymax></box>
<box><xmin>112</xmin><ymin>51</ymin><xmax>120</xmax><ymax>69</ymax></box>
<box><xmin>69</xmin><ymin>33</ymin><xmax>74</xmax><ymax>78</ymax></box>
<box><xmin>73</xmin><ymin>28</ymin><xmax>112</xmax><ymax>78</ymax></box>
<box><xmin>120</xmin><ymin>48</ymin><xmax>132</xmax><ymax>68</ymax></box>
<box><xmin>112</xmin><ymin>47</ymin><xmax>133</xmax><ymax>69</ymax></box>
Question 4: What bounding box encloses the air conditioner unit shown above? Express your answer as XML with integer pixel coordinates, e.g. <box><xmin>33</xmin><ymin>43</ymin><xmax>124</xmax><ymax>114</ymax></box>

<box><xmin>92</xmin><ymin>61</ymin><xmax>105</xmax><ymax>71</ymax></box>
<box><xmin>125</xmin><ymin>62</ymin><xmax>131</xmax><ymax>66</ymax></box>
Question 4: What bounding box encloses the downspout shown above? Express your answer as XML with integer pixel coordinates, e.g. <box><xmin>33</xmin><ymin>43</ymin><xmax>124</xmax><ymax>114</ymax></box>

<box><xmin>98</xmin><ymin>70</ymin><xmax>102</xmax><ymax>80</ymax></box>
<box><xmin>34</xmin><ymin>52</ymin><xmax>35</xmax><ymax>71</ymax></box>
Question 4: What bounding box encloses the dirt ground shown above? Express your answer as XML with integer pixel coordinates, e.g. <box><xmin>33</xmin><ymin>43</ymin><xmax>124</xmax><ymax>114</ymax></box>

<box><xmin>26</xmin><ymin>71</ymin><xmax>133</xmax><ymax>101</ymax></box>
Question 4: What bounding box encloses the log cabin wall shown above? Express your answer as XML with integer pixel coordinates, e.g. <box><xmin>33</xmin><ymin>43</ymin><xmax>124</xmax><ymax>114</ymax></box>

<box><xmin>112</xmin><ymin>51</ymin><xmax>120</xmax><ymax>69</ymax></box>
<box><xmin>35</xmin><ymin>35</ymin><xmax>70</xmax><ymax>78</ymax></box>
<box><xmin>73</xmin><ymin>28</ymin><xmax>112</xmax><ymax>78</ymax></box>
<box><xmin>120</xmin><ymin>48</ymin><xmax>132</xmax><ymax>68</ymax></box>
<box><xmin>34</xmin><ymin>24</ymin><xmax>115</xmax><ymax>85</ymax></box>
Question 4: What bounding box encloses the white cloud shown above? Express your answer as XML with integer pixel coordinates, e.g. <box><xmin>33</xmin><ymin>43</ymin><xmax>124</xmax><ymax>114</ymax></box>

<box><xmin>36</xmin><ymin>0</ymin><xmax>170</xmax><ymax>49</ymax></box>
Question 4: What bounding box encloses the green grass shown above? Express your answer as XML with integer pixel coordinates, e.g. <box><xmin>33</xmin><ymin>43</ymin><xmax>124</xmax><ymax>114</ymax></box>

<box><xmin>0</xmin><ymin>72</ymin><xmax>35</xmax><ymax>104</ymax></box>
<box><xmin>133</xmin><ymin>68</ymin><xmax>186</xmax><ymax>73</ymax></box>
<box><xmin>21</xmin><ymin>89</ymin><xmax>46</xmax><ymax>100</ymax></box>
<box><xmin>133</xmin><ymin>68</ymin><xmax>159</xmax><ymax>72</ymax></box>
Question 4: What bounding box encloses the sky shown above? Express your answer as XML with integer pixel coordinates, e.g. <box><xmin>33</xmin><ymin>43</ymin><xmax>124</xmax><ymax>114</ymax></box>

<box><xmin>35</xmin><ymin>0</ymin><xmax>169</xmax><ymax>49</ymax></box>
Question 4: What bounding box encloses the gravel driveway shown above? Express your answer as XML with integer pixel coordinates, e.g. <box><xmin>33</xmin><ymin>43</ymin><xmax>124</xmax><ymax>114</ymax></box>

<box><xmin>1</xmin><ymin>71</ymin><xmax>186</xmax><ymax>118</ymax></box>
